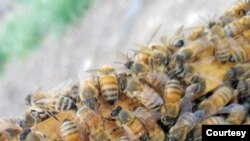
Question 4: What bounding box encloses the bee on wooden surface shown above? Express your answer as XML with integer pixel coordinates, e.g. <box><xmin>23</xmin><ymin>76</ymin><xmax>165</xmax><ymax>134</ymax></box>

<box><xmin>134</xmin><ymin>107</ymin><xmax>165</xmax><ymax>141</ymax></box>
<box><xmin>174</xmin><ymin>38</ymin><xmax>214</xmax><ymax>65</ymax></box>
<box><xmin>0</xmin><ymin>118</ymin><xmax>21</xmax><ymax>141</ymax></box>
<box><xmin>111</xmin><ymin>106</ymin><xmax>149</xmax><ymax>141</ymax></box>
<box><xmin>60</xmin><ymin>119</ymin><xmax>82</xmax><ymax>141</ymax></box>
<box><xmin>124</xmin><ymin>75</ymin><xmax>163</xmax><ymax>111</ymax></box>
<box><xmin>198</xmin><ymin>86</ymin><xmax>235</xmax><ymax>116</ymax></box>
<box><xmin>138</xmin><ymin>71</ymin><xmax>169</xmax><ymax>94</ymax></box>
<box><xmin>218</xmin><ymin>102</ymin><xmax>250</xmax><ymax>124</ymax></box>
<box><xmin>160</xmin><ymin>79</ymin><xmax>183</xmax><ymax>126</ymax></box>
<box><xmin>79</xmin><ymin>79</ymin><xmax>99</xmax><ymax>111</ymax></box>
<box><xmin>167</xmin><ymin>110</ymin><xmax>205</xmax><ymax>141</ymax></box>
<box><xmin>76</xmin><ymin>105</ymin><xmax>109</xmax><ymax>141</ymax></box>
<box><xmin>19</xmin><ymin>128</ymin><xmax>47</xmax><ymax>141</ymax></box>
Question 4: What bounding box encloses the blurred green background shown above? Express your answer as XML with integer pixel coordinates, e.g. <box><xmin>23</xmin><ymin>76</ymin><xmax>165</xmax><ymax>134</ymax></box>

<box><xmin>0</xmin><ymin>0</ymin><xmax>90</xmax><ymax>71</ymax></box>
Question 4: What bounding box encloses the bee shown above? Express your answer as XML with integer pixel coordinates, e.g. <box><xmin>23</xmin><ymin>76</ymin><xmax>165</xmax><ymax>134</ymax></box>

<box><xmin>167</xmin><ymin>110</ymin><xmax>205</xmax><ymax>141</ymax></box>
<box><xmin>134</xmin><ymin>107</ymin><xmax>165</xmax><ymax>141</ymax></box>
<box><xmin>138</xmin><ymin>71</ymin><xmax>169</xmax><ymax>94</ymax></box>
<box><xmin>186</xmin><ymin>26</ymin><xmax>204</xmax><ymax>41</ymax></box>
<box><xmin>79</xmin><ymin>79</ymin><xmax>99</xmax><ymax>110</ymax></box>
<box><xmin>111</xmin><ymin>106</ymin><xmax>149</xmax><ymax>141</ymax></box>
<box><xmin>62</xmin><ymin>84</ymin><xmax>80</xmax><ymax>103</ymax></box>
<box><xmin>199</xmin><ymin>86</ymin><xmax>235</xmax><ymax>116</ymax></box>
<box><xmin>184</xmin><ymin>74</ymin><xmax>206</xmax><ymax>100</ymax></box>
<box><xmin>224</xmin><ymin>14</ymin><xmax>250</xmax><ymax>37</ymax></box>
<box><xmin>226</xmin><ymin>62</ymin><xmax>250</xmax><ymax>87</ymax></box>
<box><xmin>218</xmin><ymin>102</ymin><xmax>250</xmax><ymax>124</ymax></box>
<box><xmin>96</xmin><ymin>65</ymin><xmax>119</xmax><ymax>105</ymax></box>
<box><xmin>76</xmin><ymin>105</ymin><xmax>109</xmax><ymax>141</ymax></box>
<box><xmin>219</xmin><ymin>0</ymin><xmax>250</xmax><ymax>26</ymax></box>
<box><xmin>160</xmin><ymin>79</ymin><xmax>183</xmax><ymax>126</ymax></box>
<box><xmin>237</xmin><ymin>78</ymin><xmax>250</xmax><ymax>97</ymax></box>
<box><xmin>125</xmin><ymin>75</ymin><xmax>163</xmax><ymax>111</ymax></box>
<box><xmin>193</xmin><ymin>116</ymin><xmax>229</xmax><ymax>141</ymax></box>
<box><xmin>0</xmin><ymin>118</ymin><xmax>21</xmax><ymax>141</ymax></box>
<box><xmin>161</xmin><ymin>25</ymin><xmax>185</xmax><ymax>51</ymax></box>
<box><xmin>60</xmin><ymin>119</ymin><xmax>82</xmax><ymax>141</ymax></box>
<box><xmin>19</xmin><ymin>128</ymin><xmax>47</xmax><ymax>141</ymax></box>
<box><xmin>22</xmin><ymin>106</ymin><xmax>51</xmax><ymax>128</ymax></box>
<box><xmin>211</xmin><ymin>37</ymin><xmax>231</xmax><ymax>64</ymax></box>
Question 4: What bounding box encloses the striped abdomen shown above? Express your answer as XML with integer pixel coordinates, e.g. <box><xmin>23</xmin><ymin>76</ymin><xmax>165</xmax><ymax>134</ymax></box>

<box><xmin>162</xmin><ymin>79</ymin><xmax>182</xmax><ymax>118</ymax></box>
<box><xmin>202</xmin><ymin>116</ymin><xmax>229</xmax><ymax>125</ymax></box>
<box><xmin>60</xmin><ymin>119</ymin><xmax>81</xmax><ymax>141</ymax></box>
<box><xmin>55</xmin><ymin>96</ymin><xmax>77</xmax><ymax>112</ymax></box>
<box><xmin>211</xmin><ymin>86</ymin><xmax>234</xmax><ymax>108</ymax></box>
<box><xmin>100</xmin><ymin>75</ymin><xmax>119</xmax><ymax>105</ymax></box>
<box><xmin>137</xmin><ymin>85</ymin><xmax>163</xmax><ymax>111</ymax></box>
<box><xmin>124</xmin><ymin>118</ymin><xmax>148</xmax><ymax>141</ymax></box>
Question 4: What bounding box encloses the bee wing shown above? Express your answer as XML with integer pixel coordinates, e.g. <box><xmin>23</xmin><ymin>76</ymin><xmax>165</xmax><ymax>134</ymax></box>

<box><xmin>196</xmin><ymin>72</ymin><xmax>223</xmax><ymax>85</ymax></box>
<box><xmin>47</xmin><ymin>79</ymin><xmax>73</xmax><ymax>95</ymax></box>
<box><xmin>179</xmin><ymin>98</ymin><xmax>193</xmax><ymax>117</ymax></box>
<box><xmin>217</xmin><ymin>103</ymin><xmax>238</xmax><ymax>114</ymax></box>
<box><xmin>175</xmin><ymin>25</ymin><xmax>184</xmax><ymax>35</ymax></box>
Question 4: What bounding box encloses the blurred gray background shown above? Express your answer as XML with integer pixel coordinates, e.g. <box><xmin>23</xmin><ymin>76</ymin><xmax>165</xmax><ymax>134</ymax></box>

<box><xmin>0</xmin><ymin>0</ymin><xmax>235</xmax><ymax>117</ymax></box>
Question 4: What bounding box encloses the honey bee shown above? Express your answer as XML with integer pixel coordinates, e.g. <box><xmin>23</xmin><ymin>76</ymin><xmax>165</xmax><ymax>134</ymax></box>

<box><xmin>224</xmin><ymin>14</ymin><xmax>250</xmax><ymax>37</ymax></box>
<box><xmin>60</xmin><ymin>119</ymin><xmax>82</xmax><ymax>141</ymax></box>
<box><xmin>174</xmin><ymin>38</ymin><xmax>214</xmax><ymax>66</ymax></box>
<box><xmin>124</xmin><ymin>75</ymin><xmax>163</xmax><ymax>111</ymax></box>
<box><xmin>22</xmin><ymin>106</ymin><xmax>52</xmax><ymax>128</ymax></box>
<box><xmin>76</xmin><ymin>105</ymin><xmax>109</xmax><ymax>141</ymax></box>
<box><xmin>212</xmin><ymin>37</ymin><xmax>231</xmax><ymax>64</ymax></box>
<box><xmin>237</xmin><ymin>78</ymin><xmax>250</xmax><ymax>97</ymax></box>
<box><xmin>111</xmin><ymin>106</ymin><xmax>149</xmax><ymax>141</ymax></box>
<box><xmin>186</xmin><ymin>26</ymin><xmax>204</xmax><ymax>41</ymax></box>
<box><xmin>193</xmin><ymin>116</ymin><xmax>229</xmax><ymax>141</ymax></box>
<box><xmin>184</xmin><ymin>75</ymin><xmax>206</xmax><ymax>100</ymax></box>
<box><xmin>161</xmin><ymin>25</ymin><xmax>185</xmax><ymax>51</ymax></box>
<box><xmin>62</xmin><ymin>84</ymin><xmax>80</xmax><ymax>103</ymax></box>
<box><xmin>0</xmin><ymin>118</ymin><xmax>21</xmax><ymax>141</ymax></box>
<box><xmin>160</xmin><ymin>79</ymin><xmax>183</xmax><ymax>126</ymax></box>
<box><xmin>79</xmin><ymin>79</ymin><xmax>99</xmax><ymax>110</ymax></box>
<box><xmin>134</xmin><ymin>107</ymin><xmax>165</xmax><ymax>141</ymax></box>
<box><xmin>219</xmin><ymin>0</ymin><xmax>250</xmax><ymax>26</ymax></box>
<box><xmin>138</xmin><ymin>71</ymin><xmax>169</xmax><ymax>94</ymax></box>
<box><xmin>96</xmin><ymin>65</ymin><xmax>119</xmax><ymax>105</ymax></box>
<box><xmin>167</xmin><ymin>110</ymin><xmax>205</xmax><ymax>141</ymax></box>
<box><xmin>226</xmin><ymin>62</ymin><xmax>250</xmax><ymax>87</ymax></box>
<box><xmin>198</xmin><ymin>86</ymin><xmax>235</xmax><ymax>116</ymax></box>
<box><xmin>218</xmin><ymin>102</ymin><xmax>250</xmax><ymax>124</ymax></box>
<box><xmin>19</xmin><ymin>128</ymin><xmax>47</xmax><ymax>141</ymax></box>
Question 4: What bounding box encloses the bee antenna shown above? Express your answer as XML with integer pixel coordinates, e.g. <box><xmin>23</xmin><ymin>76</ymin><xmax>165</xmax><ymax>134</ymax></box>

<box><xmin>43</xmin><ymin>108</ymin><xmax>59</xmax><ymax>121</ymax></box>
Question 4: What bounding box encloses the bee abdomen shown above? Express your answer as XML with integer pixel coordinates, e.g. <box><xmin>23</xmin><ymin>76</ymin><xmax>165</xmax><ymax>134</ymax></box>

<box><xmin>57</xmin><ymin>96</ymin><xmax>77</xmax><ymax>112</ymax></box>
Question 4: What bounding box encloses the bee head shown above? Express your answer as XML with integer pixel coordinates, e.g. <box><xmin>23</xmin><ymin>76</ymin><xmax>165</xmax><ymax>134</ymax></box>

<box><xmin>20</xmin><ymin>128</ymin><xmax>31</xmax><ymax>141</ymax></box>
<box><xmin>173</xmin><ymin>38</ymin><xmax>184</xmax><ymax>48</ymax></box>
<box><xmin>125</xmin><ymin>60</ymin><xmax>134</xmax><ymax>69</ymax></box>
<box><xmin>160</xmin><ymin>115</ymin><xmax>175</xmax><ymax>126</ymax></box>
<box><xmin>84</xmin><ymin>97</ymin><xmax>98</xmax><ymax>111</ymax></box>
<box><xmin>111</xmin><ymin>106</ymin><xmax>122</xmax><ymax>117</ymax></box>
<box><xmin>226</xmin><ymin>67</ymin><xmax>237</xmax><ymax>80</ymax></box>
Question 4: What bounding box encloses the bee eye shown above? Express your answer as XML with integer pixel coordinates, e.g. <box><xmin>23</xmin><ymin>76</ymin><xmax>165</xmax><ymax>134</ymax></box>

<box><xmin>120</xmin><ymin>80</ymin><xmax>127</xmax><ymax>91</ymax></box>
<box><xmin>173</xmin><ymin>39</ymin><xmax>184</xmax><ymax>48</ymax></box>
<box><xmin>229</xmin><ymin>55</ymin><xmax>236</xmax><ymax>63</ymax></box>
<box><xmin>111</xmin><ymin>106</ymin><xmax>122</xmax><ymax>117</ymax></box>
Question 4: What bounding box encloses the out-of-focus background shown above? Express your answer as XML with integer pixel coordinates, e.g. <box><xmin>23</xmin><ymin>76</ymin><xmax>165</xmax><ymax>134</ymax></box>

<box><xmin>0</xmin><ymin>0</ymin><xmax>235</xmax><ymax>117</ymax></box>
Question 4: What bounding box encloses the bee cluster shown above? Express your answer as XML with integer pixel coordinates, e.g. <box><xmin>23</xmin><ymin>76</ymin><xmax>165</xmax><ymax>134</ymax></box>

<box><xmin>2</xmin><ymin>0</ymin><xmax>250</xmax><ymax>141</ymax></box>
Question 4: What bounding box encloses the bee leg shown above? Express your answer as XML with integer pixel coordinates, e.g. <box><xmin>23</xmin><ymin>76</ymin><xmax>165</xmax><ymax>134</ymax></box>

<box><xmin>111</xmin><ymin>127</ymin><xmax>123</xmax><ymax>134</ymax></box>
